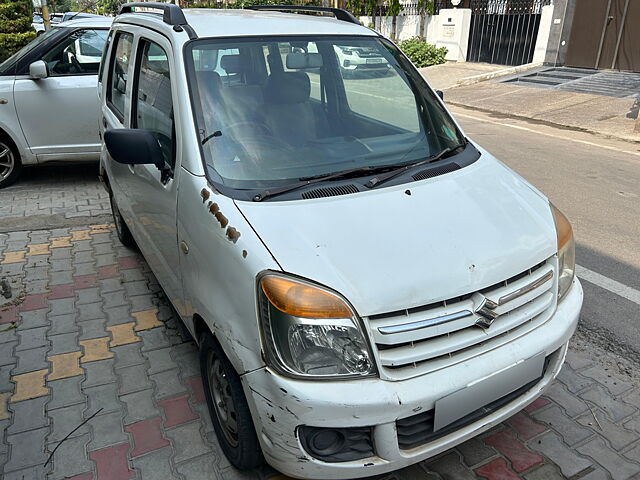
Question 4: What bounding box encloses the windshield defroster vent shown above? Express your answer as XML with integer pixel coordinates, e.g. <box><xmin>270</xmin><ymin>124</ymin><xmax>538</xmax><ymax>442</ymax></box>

<box><xmin>302</xmin><ymin>184</ymin><xmax>360</xmax><ymax>199</ymax></box>
<box><xmin>412</xmin><ymin>163</ymin><xmax>460</xmax><ymax>181</ymax></box>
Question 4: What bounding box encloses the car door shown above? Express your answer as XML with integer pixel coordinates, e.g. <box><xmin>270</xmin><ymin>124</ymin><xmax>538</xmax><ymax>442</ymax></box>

<box><xmin>123</xmin><ymin>34</ymin><xmax>182</xmax><ymax>306</ymax></box>
<box><xmin>13</xmin><ymin>28</ymin><xmax>108</xmax><ymax>160</ymax></box>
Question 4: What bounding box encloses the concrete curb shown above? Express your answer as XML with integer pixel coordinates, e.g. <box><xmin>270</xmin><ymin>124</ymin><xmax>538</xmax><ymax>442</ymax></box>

<box><xmin>449</xmin><ymin>62</ymin><xmax>543</xmax><ymax>89</ymax></box>
<box><xmin>448</xmin><ymin>102</ymin><xmax>640</xmax><ymax>145</ymax></box>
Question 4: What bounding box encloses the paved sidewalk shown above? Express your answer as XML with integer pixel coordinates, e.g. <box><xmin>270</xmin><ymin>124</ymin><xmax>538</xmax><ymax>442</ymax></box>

<box><xmin>1</xmin><ymin>223</ymin><xmax>639</xmax><ymax>479</ymax></box>
<box><xmin>420</xmin><ymin>62</ymin><xmax>639</xmax><ymax>143</ymax></box>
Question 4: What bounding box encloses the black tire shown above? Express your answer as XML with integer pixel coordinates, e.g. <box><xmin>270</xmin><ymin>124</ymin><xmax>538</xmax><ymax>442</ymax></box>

<box><xmin>199</xmin><ymin>333</ymin><xmax>263</xmax><ymax>470</ymax></box>
<box><xmin>0</xmin><ymin>137</ymin><xmax>22</xmax><ymax>189</ymax></box>
<box><xmin>110</xmin><ymin>193</ymin><xmax>135</xmax><ymax>247</ymax></box>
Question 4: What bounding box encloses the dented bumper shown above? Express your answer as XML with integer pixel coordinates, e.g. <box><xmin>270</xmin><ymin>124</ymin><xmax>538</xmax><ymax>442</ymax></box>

<box><xmin>241</xmin><ymin>279</ymin><xmax>582</xmax><ymax>479</ymax></box>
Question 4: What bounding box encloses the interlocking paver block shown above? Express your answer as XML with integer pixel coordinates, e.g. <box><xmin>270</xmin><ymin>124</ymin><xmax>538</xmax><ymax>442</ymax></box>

<box><xmin>1</xmin><ymin>251</ymin><xmax>26</xmax><ymax>264</ymax></box>
<box><xmin>166</xmin><ymin>421</ymin><xmax>211</xmax><ymax>464</ymax></box>
<box><xmin>546</xmin><ymin>382</ymin><xmax>590</xmax><ymax>417</ymax></box>
<box><xmin>70</xmin><ymin>230</ymin><xmax>92</xmax><ymax>242</ymax></box>
<box><xmin>48</xmin><ymin>403</ymin><xmax>89</xmax><ymax>442</ymax></box>
<box><xmin>16</xmin><ymin>325</ymin><xmax>48</xmax><ymax>351</ymax></box>
<box><xmin>126</xmin><ymin>416</ymin><xmax>171</xmax><ymax>457</ymax></box>
<box><xmin>151</xmin><ymin>369</ymin><xmax>188</xmax><ymax>399</ymax></box>
<box><xmin>88</xmin><ymin>411</ymin><xmax>129</xmax><ymax>450</ymax></box>
<box><xmin>523</xmin><ymin>464</ymin><xmax>566</xmax><ymax>480</ymax></box>
<box><xmin>89</xmin><ymin>442</ymin><xmax>135</xmax><ymax>480</ymax></box>
<box><xmin>48</xmin><ymin>376</ymin><xmax>85</xmax><ymax>409</ymax></box>
<box><xmin>18</xmin><ymin>293</ymin><xmax>48</xmax><ymax>312</ymax></box>
<box><xmin>80</xmin><ymin>337</ymin><xmax>114</xmax><ymax>363</ymax></box>
<box><xmin>530</xmin><ymin>431</ymin><xmax>594</xmax><ymax>477</ymax></box>
<box><xmin>425</xmin><ymin>451</ymin><xmax>478</xmax><ymax>480</ymax></box>
<box><xmin>83</xmin><ymin>358</ymin><xmax>117</xmax><ymax>388</ymax></box>
<box><xmin>48</xmin><ymin>351</ymin><xmax>83</xmax><ymax>380</ymax></box>
<box><xmin>117</xmin><ymin>363</ymin><xmax>153</xmax><ymax>395</ymax></box>
<box><xmin>185</xmin><ymin>376</ymin><xmax>206</xmax><ymax>404</ymax></box>
<box><xmin>132</xmin><ymin>446</ymin><xmax>181</xmax><ymax>480</ymax></box>
<box><xmin>118</xmin><ymin>256</ymin><xmax>141</xmax><ymax>270</ymax></box>
<box><xmin>107</xmin><ymin>322</ymin><xmax>140</xmax><ymax>347</ymax></box>
<box><xmin>7</xmin><ymin>396</ymin><xmax>48</xmax><ymax>434</ymax></box>
<box><xmin>533</xmin><ymin>405</ymin><xmax>594</xmax><ymax>446</ymax></box>
<box><xmin>577</xmin><ymin>408</ymin><xmax>638</xmax><ymax>450</ymax></box>
<box><xmin>48</xmin><ymin>284</ymin><xmax>75</xmax><ymax>300</ymax></box>
<box><xmin>0</xmin><ymin>392</ymin><xmax>10</xmax><ymax>419</ymax></box>
<box><xmin>97</xmin><ymin>265</ymin><xmax>119</xmax><ymax>280</ymax></box>
<box><xmin>580</xmin><ymin>386</ymin><xmax>637</xmax><ymax>422</ymax></box>
<box><xmin>483</xmin><ymin>429</ymin><xmax>543</xmax><ymax>472</ymax></box>
<box><xmin>456</xmin><ymin>437</ymin><xmax>497</xmax><ymax>468</ymax></box>
<box><xmin>581</xmin><ymin>365</ymin><xmax>634</xmax><ymax>396</ymax></box>
<box><xmin>577</xmin><ymin>436</ymin><xmax>640</xmax><ymax>480</ymax></box>
<box><xmin>26</xmin><ymin>243</ymin><xmax>50</xmax><ymax>256</ymax></box>
<box><xmin>50</xmin><ymin>237</ymin><xmax>73</xmax><ymax>248</ymax></box>
<box><xmin>3</xmin><ymin>427</ymin><xmax>49</xmax><ymax>472</ymax></box>
<box><xmin>0</xmin><ymin>305</ymin><xmax>17</xmax><ymax>324</ymax></box>
<box><xmin>160</xmin><ymin>393</ymin><xmax>199</xmax><ymax>428</ymax></box>
<box><xmin>73</xmin><ymin>274</ymin><xmax>98</xmax><ymax>290</ymax></box>
<box><xmin>11</xmin><ymin>369</ymin><xmax>49</xmax><ymax>402</ymax></box>
<box><xmin>49</xmin><ymin>331</ymin><xmax>80</xmax><ymax>355</ymax></box>
<box><xmin>85</xmin><ymin>383</ymin><xmax>122</xmax><ymax>415</ymax></box>
<box><xmin>474</xmin><ymin>458</ymin><xmax>520</xmax><ymax>480</ymax></box>
<box><xmin>121</xmin><ymin>389</ymin><xmax>158</xmax><ymax>425</ymax></box>
<box><xmin>133</xmin><ymin>309</ymin><xmax>162</xmax><ymax>331</ymax></box>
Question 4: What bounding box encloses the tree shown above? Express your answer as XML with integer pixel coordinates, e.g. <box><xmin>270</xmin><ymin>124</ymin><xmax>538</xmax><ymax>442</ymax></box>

<box><xmin>417</xmin><ymin>0</ymin><xmax>434</xmax><ymax>40</ymax></box>
<box><xmin>0</xmin><ymin>0</ymin><xmax>36</xmax><ymax>63</ymax></box>
<box><xmin>386</xmin><ymin>0</ymin><xmax>402</xmax><ymax>41</ymax></box>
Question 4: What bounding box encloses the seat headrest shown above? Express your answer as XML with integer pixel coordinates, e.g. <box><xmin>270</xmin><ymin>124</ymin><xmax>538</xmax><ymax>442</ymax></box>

<box><xmin>265</xmin><ymin>72</ymin><xmax>311</xmax><ymax>105</ymax></box>
<box><xmin>220</xmin><ymin>55</ymin><xmax>244</xmax><ymax>74</ymax></box>
<box><xmin>196</xmin><ymin>70</ymin><xmax>222</xmax><ymax>92</ymax></box>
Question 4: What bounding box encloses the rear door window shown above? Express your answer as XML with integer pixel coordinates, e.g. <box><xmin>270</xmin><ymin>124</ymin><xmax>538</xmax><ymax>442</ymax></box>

<box><xmin>107</xmin><ymin>32</ymin><xmax>134</xmax><ymax>122</ymax></box>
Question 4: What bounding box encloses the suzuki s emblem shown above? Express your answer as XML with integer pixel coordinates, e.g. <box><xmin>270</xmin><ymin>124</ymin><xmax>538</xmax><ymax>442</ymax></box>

<box><xmin>475</xmin><ymin>296</ymin><xmax>499</xmax><ymax>329</ymax></box>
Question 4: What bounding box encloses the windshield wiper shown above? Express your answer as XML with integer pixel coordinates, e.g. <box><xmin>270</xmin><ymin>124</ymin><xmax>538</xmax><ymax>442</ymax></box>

<box><xmin>252</xmin><ymin>165</ymin><xmax>395</xmax><ymax>202</ymax></box>
<box><xmin>364</xmin><ymin>143</ymin><xmax>464</xmax><ymax>189</ymax></box>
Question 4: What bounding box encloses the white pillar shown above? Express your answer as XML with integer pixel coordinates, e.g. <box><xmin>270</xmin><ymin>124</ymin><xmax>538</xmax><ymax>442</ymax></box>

<box><xmin>532</xmin><ymin>5</ymin><xmax>554</xmax><ymax>64</ymax></box>
<box><xmin>435</xmin><ymin>8</ymin><xmax>472</xmax><ymax>62</ymax></box>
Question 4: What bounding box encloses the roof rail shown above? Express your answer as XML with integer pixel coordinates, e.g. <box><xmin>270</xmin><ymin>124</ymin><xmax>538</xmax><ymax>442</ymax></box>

<box><xmin>119</xmin><ymin>2</ymin><xmax>197</xmax><ymax>38</ymax></box>
<box><xmin>246</xmin><ymin>5</ymin><xmax>361</xmax><ymax>25</ymax></box>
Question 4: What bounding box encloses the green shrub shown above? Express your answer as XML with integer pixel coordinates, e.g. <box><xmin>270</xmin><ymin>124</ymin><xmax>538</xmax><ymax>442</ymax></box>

<box><xmin>0</xmin><ymin>0</ymin><xmax>34</xmax><ymax>62</ymax></box>
<box><xmin>398</xmin><ymin>37</ymin><xmax>447</xmax><ymax>68</ymax></box>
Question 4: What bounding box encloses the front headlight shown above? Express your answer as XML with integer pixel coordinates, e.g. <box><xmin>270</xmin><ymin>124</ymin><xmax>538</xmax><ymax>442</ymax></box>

<box><xmin>551</xmin><ymin>204</ymin><xmax>575</xmax><ymax>301</ymax></box>
<box><xmin>258</xmin><ymin>273</ymin><xmax>376</xmax><ymax>379</ymax></box>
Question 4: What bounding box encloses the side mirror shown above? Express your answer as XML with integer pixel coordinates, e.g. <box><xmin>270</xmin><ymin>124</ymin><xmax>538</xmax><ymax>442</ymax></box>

<box><xmin>104</xmin><ymin>129</ymin><xmax>165</xmax><ymax>170</ymax></box>
<box><xmin>436</xmin><ymin>90</ymin><xmax>444</xmax><ymax>101</ymax></box>
<box><xmin>29</xmin><ymin>60</ymin><xmax>48</xmax><ymax>79</ymax></box>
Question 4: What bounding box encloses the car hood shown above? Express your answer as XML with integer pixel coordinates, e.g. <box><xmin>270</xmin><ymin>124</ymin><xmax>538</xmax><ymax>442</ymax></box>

<box><xmin>235</xmin><ymin>153</ymin><xmax>557</xmax><ymax>317</ymax></box>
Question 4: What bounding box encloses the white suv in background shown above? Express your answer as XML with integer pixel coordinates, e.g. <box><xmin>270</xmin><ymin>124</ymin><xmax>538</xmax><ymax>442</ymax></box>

<box><xmin>0</xmin><ymin>17</ymin><xmax>111</xmax><ymax>188</ymax></box>
<box><xmin>100</xmin><ymin>4</ymin><xmax>582</xmax><ymax>479</ymax></box>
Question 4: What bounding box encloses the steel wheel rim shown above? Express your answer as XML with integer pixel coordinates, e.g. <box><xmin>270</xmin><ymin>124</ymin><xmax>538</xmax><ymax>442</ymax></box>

<box><xmin>207</xmin><ymin>351</ymin><xmax>239</xmax><ymax>447</ymax></box>
<box><xmin>0</xmin><ymin>142</ymin><xmax>14</xmax><ymax>181</ymax></box>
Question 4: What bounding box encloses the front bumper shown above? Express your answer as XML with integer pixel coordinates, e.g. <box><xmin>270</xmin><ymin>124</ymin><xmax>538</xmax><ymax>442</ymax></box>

<box><xmin>242</xmin><ymin>278</ymin><xmax>583</xmax><ymax>479</ymax></box>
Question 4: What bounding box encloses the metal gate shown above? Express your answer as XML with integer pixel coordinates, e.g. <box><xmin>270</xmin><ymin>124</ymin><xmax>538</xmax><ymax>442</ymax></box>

<box><xmin>467</xmin><ymin>0</ymin><xmax>550</xmax><ymax>66</ymax></box>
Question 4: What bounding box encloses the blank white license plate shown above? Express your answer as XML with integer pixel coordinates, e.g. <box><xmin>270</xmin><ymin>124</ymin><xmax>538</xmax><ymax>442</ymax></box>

<box><xmin>366</xmin><ymin>58</ymin><xmax>384</xmax><ymax>64</ymax></box>
<box><xmin>433</xmin><ymin>353</ymin><xmax>545</xmax><ymax>431</ymax></box>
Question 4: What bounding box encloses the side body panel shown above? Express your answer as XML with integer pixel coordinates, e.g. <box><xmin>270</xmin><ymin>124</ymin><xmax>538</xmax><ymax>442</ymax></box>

<box><xmin>0</xmin><ymin>77</ymin><xmax>36</xmax><ymax>164</ymax></box>
<box><xmin>14</xmin><ymin>73</ymin><xmax>101</xmax><ymax>160</ymax></box>
<box><xmin>176</xmin><ymin>171</ymin><xmax>279</xmax><ymax>375</ymax></box>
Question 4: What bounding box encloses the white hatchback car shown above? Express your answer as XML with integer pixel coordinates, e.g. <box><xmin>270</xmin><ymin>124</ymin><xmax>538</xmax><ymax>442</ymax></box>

<box><xmin>0</xmin><ymin>17</ymin><xmax>111</xmax><ymax>188</ymax></box>
<box><xmin>100</xmin><ymin>4</ymin><xmax>582</xmax><ymax>479</ymax></box>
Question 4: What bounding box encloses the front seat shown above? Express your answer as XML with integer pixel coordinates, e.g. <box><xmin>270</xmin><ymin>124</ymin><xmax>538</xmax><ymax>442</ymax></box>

<box><xmin>263</xmin><ymin>71</ymin><xmax>327</xmax><ymax>147</ymax></box>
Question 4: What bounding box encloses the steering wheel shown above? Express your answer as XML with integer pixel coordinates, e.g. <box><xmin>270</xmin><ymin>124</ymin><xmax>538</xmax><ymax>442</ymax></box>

<box><xmin>69</xmin><ymin>53</ymin><xmax>82</xmax><ymax>73</ymax></box>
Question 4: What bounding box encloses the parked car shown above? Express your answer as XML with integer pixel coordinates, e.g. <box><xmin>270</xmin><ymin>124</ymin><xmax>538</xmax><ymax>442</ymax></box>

<box><xmin>32</xmin><ymin>13</ymin><xmax>45</xmax><ymax>36</ymax></box>
<box><xmin>100</xmin><ymin>4</ymin><xmax>582</xmax><ymax>479</ymax></box>
<box><xmin>0</xmin><ymin>17</ymin><xmax>111</xmax><ymax>188</ymax></box>
<box><xmin>335</xmin><ymin>44</ymin><xmax>391</xmax><ymax>77</ymax></box>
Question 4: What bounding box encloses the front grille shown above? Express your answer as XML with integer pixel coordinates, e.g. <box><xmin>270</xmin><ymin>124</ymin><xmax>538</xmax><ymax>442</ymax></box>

<box><xmin>367</xmin><ymin>259</ymin><xmax>557</xmax><ymax>380</ymax></box>
<box><xmin>302</xmin><ymin>184</ymin><xmax>359</xmax><ymax>199</ymax></box>
<box><xmin>396</xmin><ymin>353</ymin><xmax>554</xmax><ymax>450</ymax></box>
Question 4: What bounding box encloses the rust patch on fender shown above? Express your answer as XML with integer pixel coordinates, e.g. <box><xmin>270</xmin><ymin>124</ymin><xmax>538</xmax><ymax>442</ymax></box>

<box><xmin>226</xmin><ymin>227</ymin><xmax>241</xmax><ymax>243</ymax></box>
<box><xmin>200</xmin><ymin>189</ymin><xmax>210</xmax><ymax>203</ymax></box>
<box><xmin>208</xmin><ymin>203</ymin><xmax>220</xmax><ymax>215</ymax></box>
<box><xmin>215</xmin><ymin>212</ymin><xmax>228</xmax><ymax>228</ymax></box>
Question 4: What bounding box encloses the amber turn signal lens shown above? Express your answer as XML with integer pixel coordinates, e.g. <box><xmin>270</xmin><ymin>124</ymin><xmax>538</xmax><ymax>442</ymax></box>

<box><xmin>551</xmin><ymin>204</ymin><xmax>573</xmax><ymax>250</ymax></box>
<box><xmin>261</xmin><ymin>276</ymin><xmax>352</xmax><ymax>319</ymax></box>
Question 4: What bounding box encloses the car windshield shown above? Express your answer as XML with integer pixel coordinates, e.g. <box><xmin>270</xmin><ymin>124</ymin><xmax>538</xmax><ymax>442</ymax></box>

<box><xmin>186</xmin><ymin>35</ymin><xmax>465</xmax><ymax>190</ymax></box>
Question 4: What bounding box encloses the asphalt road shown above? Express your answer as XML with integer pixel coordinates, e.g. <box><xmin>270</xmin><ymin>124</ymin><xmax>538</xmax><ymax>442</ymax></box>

<box><xmin>448</xmin><ymin>105</ymin><xmax>640</xmax><ymax>362</ymax></box>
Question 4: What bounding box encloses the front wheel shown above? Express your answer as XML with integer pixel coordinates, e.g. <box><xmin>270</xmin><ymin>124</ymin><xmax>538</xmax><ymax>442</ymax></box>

<box><xmin>110</xmin><ymin>193</ymin><xmax>135</xmax><ymax>247</ymax></box>
<box><xmin>199</xmin><ymin>333</ymin><xmax>263</xmax><ymax>470</ymax></box>
<box><xmin>0</xmin><ymin>138</ymin><xmax>22</xmax><ymax>189</ymax></box>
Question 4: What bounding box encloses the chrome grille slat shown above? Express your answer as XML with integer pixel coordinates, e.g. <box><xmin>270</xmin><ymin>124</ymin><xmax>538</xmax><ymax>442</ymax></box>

<box><xmin>367</xmin><ymin>259</ymin><xmax>557</xmax><ymax>380</ymax></box>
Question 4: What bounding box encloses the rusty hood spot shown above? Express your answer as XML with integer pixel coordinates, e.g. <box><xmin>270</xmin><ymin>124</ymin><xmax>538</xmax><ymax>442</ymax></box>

<box><xmin>200</xmin><ymin>188</ymin><xmax>210</xmax><ymax>203</ymax></box>
<box><xmin>209</xmin><ymin>203</ymin><xmax>220</xmax><ymax>215</ymax></box>
<box><xmin>226</xmin><ymin>227</ymin><xmax>241</xmax><ymax>243</ymax></box>
<box><xmin>215</xmin><ymin>212</ymin><xmax>228</xmax><ymax>228</ymax></box>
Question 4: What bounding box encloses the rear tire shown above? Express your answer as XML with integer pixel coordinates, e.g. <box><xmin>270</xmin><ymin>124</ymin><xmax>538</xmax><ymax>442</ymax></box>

<box><xmin>199</xmin><ymin>332</ymin><xmax>263</xmax><ymax>470</ymax></box>
<box><xmin>0</xmin><ymin>137</ymin><xmax>22</xmax><ymax>189</ymax></box>
<box><xmin>110</xmin><ymin>193</ymin><xmax>135</xmax><ymax>247</ymax></box>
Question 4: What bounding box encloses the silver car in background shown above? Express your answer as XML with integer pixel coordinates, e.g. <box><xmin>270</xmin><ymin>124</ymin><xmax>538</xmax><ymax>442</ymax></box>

<box><xmin>0</xmin><ymin>17</ymin><xmax>111</xmax><ymax>188</ymax></box>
